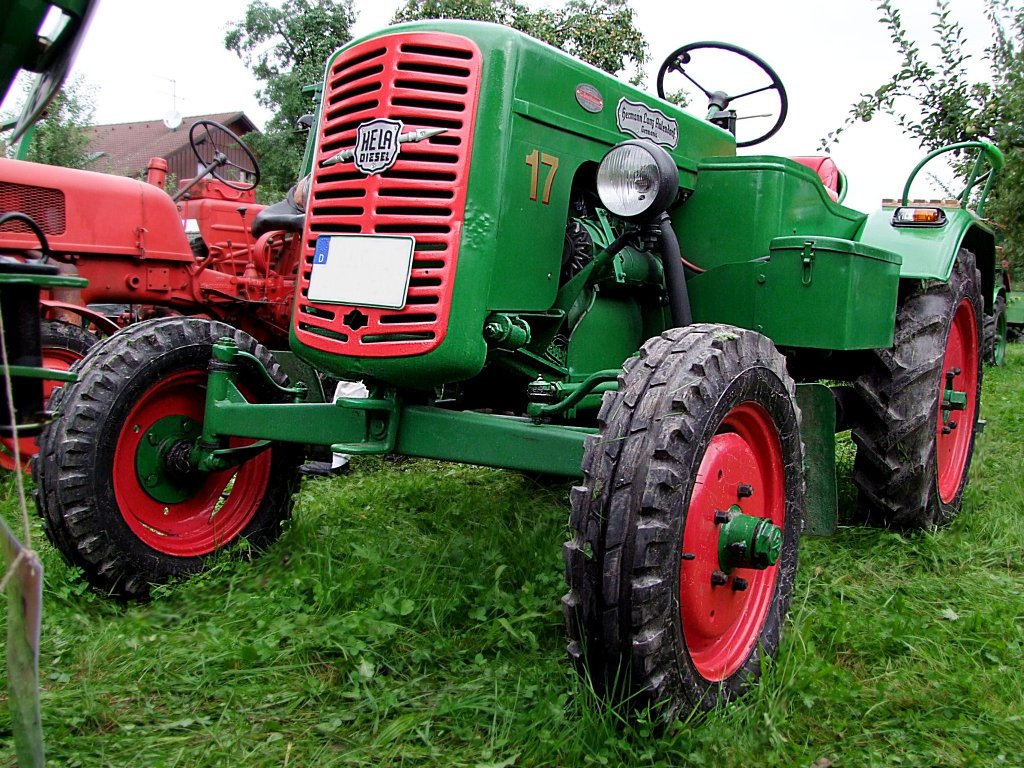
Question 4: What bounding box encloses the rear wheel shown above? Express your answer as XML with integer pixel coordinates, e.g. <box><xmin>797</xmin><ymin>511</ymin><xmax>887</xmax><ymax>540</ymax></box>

<box><xmin>983</xmin><ymin>292</ymin><xmax>1007</xmax><ymax>366</ymax></box>
<box><xmin>563</xmin><ymin>325</ymin><xmax>803</xmax><ymax>719</ymax></box>
<box><xmin>0</xmin><ymin>320</ymin><xmax>98</xmax><ymax>472</ymax></box>
<box><xmin>34</xmin><ymin>317</ymin><xmax>301</xmax><ymax>599</ymax></box>
<box><xmin>853</xmin><ymin>248</ymin><xmax>982</xmax><ymax>528</ymax></box>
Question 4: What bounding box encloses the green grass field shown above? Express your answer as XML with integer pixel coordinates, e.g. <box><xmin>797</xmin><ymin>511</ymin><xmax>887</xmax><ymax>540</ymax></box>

<box><xmin>3</xmin><ymin>346</ymin><xmax>1023</xmax><ymax>767</ymax></box>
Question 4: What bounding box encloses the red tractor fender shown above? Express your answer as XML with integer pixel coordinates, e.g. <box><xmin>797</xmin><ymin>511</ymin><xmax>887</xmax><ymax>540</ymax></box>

<box><xmin>40</xmin><ymin>299</ymin><xmax>120</xmax><ymax>335</ymax></box>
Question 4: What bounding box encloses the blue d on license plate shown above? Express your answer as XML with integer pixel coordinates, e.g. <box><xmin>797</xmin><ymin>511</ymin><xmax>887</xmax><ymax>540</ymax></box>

<box><xmin>309</xmin><ymin>235</ymin><xmax>414</xmax><ymax>309</ymax></box>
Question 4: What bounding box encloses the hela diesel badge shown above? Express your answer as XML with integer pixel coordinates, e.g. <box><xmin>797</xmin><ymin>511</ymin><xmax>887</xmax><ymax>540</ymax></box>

<box><xmin>320</xmin><ymin>119</ymin><xmax>448</xmax><ymax>174</ymax></box>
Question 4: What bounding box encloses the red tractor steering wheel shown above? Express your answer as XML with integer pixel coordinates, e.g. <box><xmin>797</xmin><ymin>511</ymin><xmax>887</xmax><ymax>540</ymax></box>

<box><xmin>188</xmin><ymin>119</ymin><xmax>261</xmax><ymax>192</ymax></box>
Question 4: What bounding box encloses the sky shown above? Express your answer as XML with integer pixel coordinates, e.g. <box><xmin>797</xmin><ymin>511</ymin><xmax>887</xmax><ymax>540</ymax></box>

<box><xmin>4</xmin><ymin>0</ymin><xmax>1000</xmax><ymax>212</ymax></box>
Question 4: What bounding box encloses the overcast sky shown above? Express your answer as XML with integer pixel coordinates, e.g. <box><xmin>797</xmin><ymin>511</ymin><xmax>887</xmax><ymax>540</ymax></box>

<box><xmin>5</xmin><ymin>0</ymin><xmax>1000</xmax><ymax>211</ymax></box>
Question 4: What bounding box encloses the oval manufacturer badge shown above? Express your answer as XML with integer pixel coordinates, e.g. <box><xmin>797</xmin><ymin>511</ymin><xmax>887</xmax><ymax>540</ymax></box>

<box><xmin>575</xmin><ymin>84</ymin><xmax>604</xmax><ymax>114</ymax></box>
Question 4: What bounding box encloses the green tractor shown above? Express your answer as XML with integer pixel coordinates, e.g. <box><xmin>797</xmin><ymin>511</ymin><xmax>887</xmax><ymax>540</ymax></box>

<box><xmin>1008</xmin><ymin>289</ymin><xmax>1024</xmax><ymax>341</ymax></box>
<box><xmin>998</xmin><ymin>258</ymin><xmax>1024</xmax><ymax>347</ymax></box>
<box><xmin>35</xmin><ymin>22</ymin><xmax>1003</xmax><ymax>720</ymax></box>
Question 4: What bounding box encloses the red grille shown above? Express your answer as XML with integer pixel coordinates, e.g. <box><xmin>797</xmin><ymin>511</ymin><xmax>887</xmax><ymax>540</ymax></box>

<box><xmin>0</xmin><ymin>182</ymin><xmax>66</xmax><ymax>236</ymax></box>
<box><xmin>294</xmin><ymin>33</ymin><xmax>482</xmax><ymax>357</ymax></box>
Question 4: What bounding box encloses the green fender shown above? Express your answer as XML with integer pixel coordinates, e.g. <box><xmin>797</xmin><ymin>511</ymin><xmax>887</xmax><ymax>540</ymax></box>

<box><xmin>856</xmin><ymin>207</ymin><xmax>996</xmax><ymax>282</ymax></box>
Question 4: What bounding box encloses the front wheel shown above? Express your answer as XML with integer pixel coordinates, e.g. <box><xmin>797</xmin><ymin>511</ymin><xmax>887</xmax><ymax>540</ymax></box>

<box><xmin>34</xmin><ymin>317</ymin><xmax>301</xmax><ymax>599</ymax></box>
<box><xmin>563</xmin><ymin>325</ymin><xmax>803</xmax><ymax>719</ymax></box>
<box><xmin>0</xmin><ymin>320</ymin><xmax>98</xmax><ymax>472</ymax></box>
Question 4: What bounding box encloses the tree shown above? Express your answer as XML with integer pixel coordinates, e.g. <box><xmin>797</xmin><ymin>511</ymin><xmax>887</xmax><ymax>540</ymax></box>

<box><xmin>978</xmin><ymin>2</ymin><xmax>1024</xmax><ymax>274</ymax></box>
<box><xmin>2</xmin><ymin>75</ymin><xmax>95</xmax><ymax>168</ymax></box>
<box><xmin>225</xmin><ymin>0</ymin><xmax>357</xmax><ymax>201</ymax></box>
<box><xmin>823</xmin><ymin>1</ymin><xmax>992</xmax><ymax>151</ymax></box>
<box><xmin>392</xmin><ymin>0</ymin><xmax>647</xmax><ymax>78</ymax></box>
<box><xmin>825</xmin><ymin>0</ymin><xmax>1024</xmax><ymax>273</ymax></box>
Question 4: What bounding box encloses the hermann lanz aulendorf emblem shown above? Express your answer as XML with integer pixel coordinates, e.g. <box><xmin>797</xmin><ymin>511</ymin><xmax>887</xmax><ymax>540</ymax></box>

<box><xmin>320</xmin><ymin>120</ymin><xmax>448</xmax><ymax>174</ymax></box>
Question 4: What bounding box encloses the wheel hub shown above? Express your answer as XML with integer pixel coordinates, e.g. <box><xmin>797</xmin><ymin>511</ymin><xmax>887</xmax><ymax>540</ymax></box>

<box><xmin>716</xmin><ymin>505</ymin><xmax>782</xmax><ymax>573</ymax></box>
<box><xmin>135</xmin><ymin>415</ymin><xmax>205</xmax><ymax>504</ymax></box>
<box><xmin>941</xmin><ymin>367</ymin><xmax>968</xmax><ymax>427</ymax></box>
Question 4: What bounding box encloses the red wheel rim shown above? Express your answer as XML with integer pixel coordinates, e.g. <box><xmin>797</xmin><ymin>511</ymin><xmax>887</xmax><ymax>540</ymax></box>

<box><xmin>0</xmin><ymin>346</ymin><xmax>85</xmax><ymax>472</ymax></box>
<box><xmin>679</xmin><ymin>402</ymin><xmax>785</xmax><ymax>681</ymax></box>
<box><xmin>936</xmin><ymin>298</ymin><xmax>979</xmax><ymax>503</ymax></box>
<box><xmin>112</xmin><ymin>370</ymin><xmax>272</xmax><ymax>557</ymax></box>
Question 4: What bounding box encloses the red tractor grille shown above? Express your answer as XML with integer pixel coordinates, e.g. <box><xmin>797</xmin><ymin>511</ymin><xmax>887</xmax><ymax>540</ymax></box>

<box><xmin>295</xmin><ymin>32</ymin><xmax>482</xmax><ymax>358</ymax></box>
<box><xmin>0</xmin><ymin>182</ymin><xmax>66</xmax><ymax>236</ymax></box>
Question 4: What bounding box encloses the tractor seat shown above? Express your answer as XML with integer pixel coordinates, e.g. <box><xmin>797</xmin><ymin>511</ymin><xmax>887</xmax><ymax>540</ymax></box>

<box><xmin>788</xmin><ymin>156</ymin><xmax>841</xmax><ymax>202</ymax></box>
<box><xmin>251</xmin><ymin>196</ymin><xmax>304</xmax><ymax>238</ymax></box>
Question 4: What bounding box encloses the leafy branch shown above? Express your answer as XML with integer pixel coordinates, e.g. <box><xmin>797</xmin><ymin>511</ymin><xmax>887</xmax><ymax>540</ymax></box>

<box><xmin>392</xmin><ymin>0</ymin><xmax>647</xmax><ymax>77</ymax></box>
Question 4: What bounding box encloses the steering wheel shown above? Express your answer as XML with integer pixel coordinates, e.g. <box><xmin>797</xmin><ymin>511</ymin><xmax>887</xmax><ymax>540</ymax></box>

<box><xmin>188</xmin><ymin>119</ymin><xmax>260</xmax><ymax>191</ymax></box>
<box><xmin>656</xmin><ymin>41</ymin><xmax>788</xmax><ymax>147</ymax></box>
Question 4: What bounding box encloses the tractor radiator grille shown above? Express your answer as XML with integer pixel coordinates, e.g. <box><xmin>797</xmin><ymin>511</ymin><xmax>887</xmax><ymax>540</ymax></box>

<box><xmin>294</xmin><ymin>32</ymin><xmax>481</xmax><ymax>358</ymax></box>
<box><xmin>0</xmin><ymin>182</ymin><xmax>66</xmax><ymax>236</ymax></box>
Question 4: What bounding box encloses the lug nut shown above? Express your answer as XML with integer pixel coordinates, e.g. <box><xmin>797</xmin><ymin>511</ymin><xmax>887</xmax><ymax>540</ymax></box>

<box><xmin>710</xmin><ymin>570</ymin><xmax>728</xmax><ymax>587</ymax></box>
<box><xmin>732</xmin><ymin>577</ymin><xmax>749</xmax><ymax>592</ymax></box>
<box><xmin>737</xmin><ymin>483</ymin><xmax>754</xmax><ymax>499</ymax></box>
<box><xmin>714</xmin><ymin>509</ymin><xmax>731</xmax><ymax>525</ymax></box>
<box><xmin>681</xmin><ymin>552</ymin><xmax>696</xmax><ymax>561</ymax></box>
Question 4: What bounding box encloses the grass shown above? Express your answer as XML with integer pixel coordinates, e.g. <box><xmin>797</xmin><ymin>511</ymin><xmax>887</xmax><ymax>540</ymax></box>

<box><xmin>2</xmin><ymin>346</ymin><xmax>1024</xmax><ymax>766</ymax></box>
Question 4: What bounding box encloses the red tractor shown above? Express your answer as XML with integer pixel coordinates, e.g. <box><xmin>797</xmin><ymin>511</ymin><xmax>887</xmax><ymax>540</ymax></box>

<box><xmin>0</xmin><ymin>119</ymin><xmax>307</xmax><ymax>468</ymax></box>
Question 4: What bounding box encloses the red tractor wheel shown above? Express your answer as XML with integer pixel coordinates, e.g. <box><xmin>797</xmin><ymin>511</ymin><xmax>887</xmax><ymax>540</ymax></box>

<box><xmin>680</xmin><ymin>403</ymin><xmax>787</xmax><ymax>681</ymax></box>
<box><xmin>34</xmin><ymin>317</ymin><xmax>301</xmax><ymax>599</ymax></box>
<box><xmin>853</xmin><ymin>248</ymin><xmax>983</xmax><ymax>528</ymax></box>
<box><xmin>563</xmin><ymin>325</ymin><xmax>803</xmax><ymax>718</ymax></box>
<box><xmin>0</xmin><ymin>320</ymin><xmax>98</xmax><ymax>472</ymax></box>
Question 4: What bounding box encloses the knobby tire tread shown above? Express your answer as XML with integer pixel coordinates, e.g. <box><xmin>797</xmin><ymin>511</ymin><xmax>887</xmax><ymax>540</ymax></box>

<box><xmin>34</xmin><ymin>317</ymin><xmax>300</xmax><ymax>599</ymax></box>
<box><xmin>564</xmin><ymin>324</ymin><xmax>803</xmax><ymax>719</ymax></box>
<box><xmin>852</xmin><ymin>249</ymin><xmax>982</xmax><ymax>529</ymax></box>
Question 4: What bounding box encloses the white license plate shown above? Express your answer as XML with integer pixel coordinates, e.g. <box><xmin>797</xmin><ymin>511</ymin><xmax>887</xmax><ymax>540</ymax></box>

<box><xmin>308</xmin><ymin>234</ymin><xmax>415</xmax><ymax>309</ymax></box>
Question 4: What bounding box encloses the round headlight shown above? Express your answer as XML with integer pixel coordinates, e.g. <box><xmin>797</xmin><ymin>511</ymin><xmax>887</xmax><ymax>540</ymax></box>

<box><xmin>596</xmin><ymin>140</ymin><xmax>679</xmax><ymax>220</ymax></box>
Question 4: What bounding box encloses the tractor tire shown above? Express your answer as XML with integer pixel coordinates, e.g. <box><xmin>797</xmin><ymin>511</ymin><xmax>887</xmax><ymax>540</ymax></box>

<box><xmin>853</xmin><ymin>248</ymin><xmax>982</xmax><ymax>529</ymax></box>
<box><xmin>40</xmin><ymin>319</ymin><xmax>101</xmax><ymax>359</ymax></box>
<box><xmin>983</xmin><ymin>293</ymin><xmax>1007</xmax><ymax>366</ymax></box>
<box><xmin>563</xmin><ymin>324</ymin><xmax>803</xmax><ymax>719</ymax></box>
<box><xmin>0</xmin><ymin>320</ymin><xmax>99</xmax><ymax>472</ymax></box>
<box><xmin>34</xmin><ymin>317</ymin><xmax>302</xmax><ymax>599</ymax></box>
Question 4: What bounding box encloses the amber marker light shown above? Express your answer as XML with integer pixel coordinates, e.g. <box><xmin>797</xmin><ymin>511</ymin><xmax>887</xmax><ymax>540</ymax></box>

<box><xmin>891</xmin><ymin>206</ymin><xmax>947</xmax><ymax>227</ymax></box>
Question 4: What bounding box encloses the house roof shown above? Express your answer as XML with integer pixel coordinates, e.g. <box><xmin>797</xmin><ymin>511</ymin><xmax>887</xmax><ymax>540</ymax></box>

<box><xmin>84</xmin><ymin>111</ymin><xmax>259</xmax><ymax>176</ymax></box>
